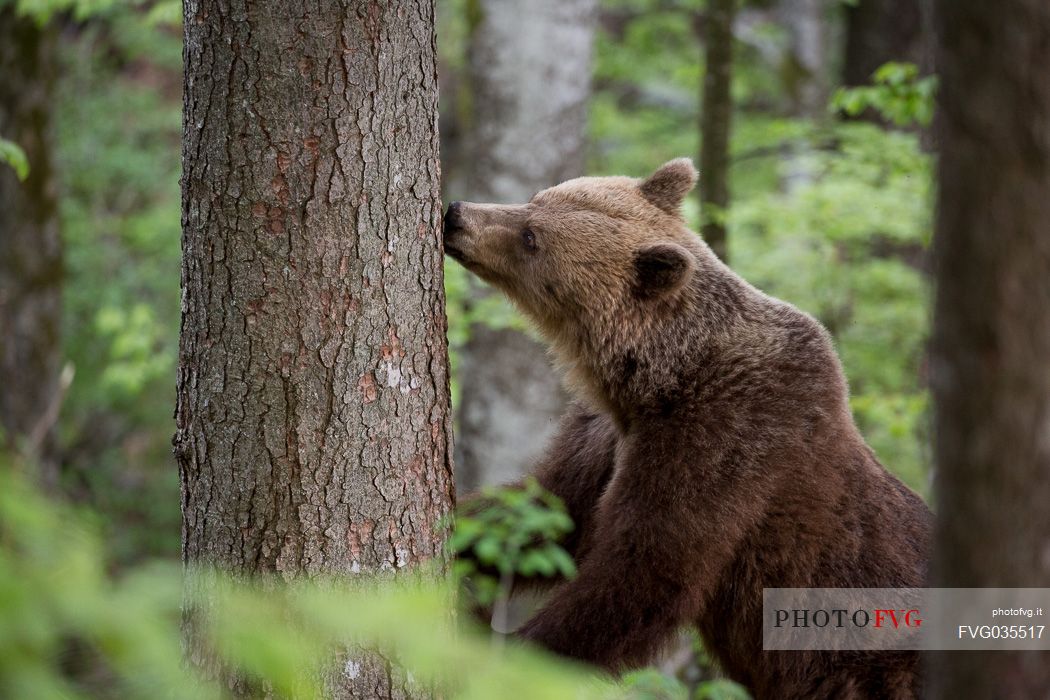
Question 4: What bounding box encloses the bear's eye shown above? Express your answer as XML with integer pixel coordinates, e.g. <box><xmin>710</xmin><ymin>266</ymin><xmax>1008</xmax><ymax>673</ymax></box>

<box><xmin>521</xmin><ymin>228</ymin><xmax>537</xmax><ymax>252</ymax></box>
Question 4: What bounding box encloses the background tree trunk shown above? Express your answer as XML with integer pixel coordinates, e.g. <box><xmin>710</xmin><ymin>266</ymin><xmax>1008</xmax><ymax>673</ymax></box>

<box><xmin>453</xmin><ymin>0</ymin><xmax>595</xmax><ymax>493</ymax></box>
<box><xmin>177</xmin><ymin>1</ymin><xmax>453</xmax><ymax>695</ymax></box>
<box><xmin>929</xmin><ymin>0</ymin><xmax>1050</xmax><ymax>697</ymax></box>
<box><xmin>699</xmin><ymin>0</ymin><xmax>735</xmax><ymax>262</ymax></box>
<box><xmin>843</xmin><ymin>0</ymin><xmax>929</xmax><ymax>87</ymax></box>
<box><xmin>777</xmin><ymin>0</ymin><xmax>827</xmax><ymax>120</ymax></box>
<box><xmin>774</xmin><ymin>0</ymin><xmax>827</xmax><ymax>193</ymax></box>
<box><xmin>0</xmin><ymin>8</ymin><xmax>62</xmax><ymax>488</ymax></box>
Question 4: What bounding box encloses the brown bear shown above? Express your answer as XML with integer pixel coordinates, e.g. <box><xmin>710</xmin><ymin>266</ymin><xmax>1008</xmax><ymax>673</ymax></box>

<box><xmin>443</xmin><ymin>159</ymin><xmax>932</xmax><ymax>700</ymax></box>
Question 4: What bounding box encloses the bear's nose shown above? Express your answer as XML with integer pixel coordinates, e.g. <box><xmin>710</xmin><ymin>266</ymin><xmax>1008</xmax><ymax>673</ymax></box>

<box><xmin>443</xmin><ymin>201</ymin><xmax>463</xmax><ymax>236</ymax></box>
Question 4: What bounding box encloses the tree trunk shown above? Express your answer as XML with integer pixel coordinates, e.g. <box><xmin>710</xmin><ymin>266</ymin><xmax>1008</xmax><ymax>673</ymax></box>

<box><xmin>929</xmin><ymin>0</ymin><xmax>1050</xmax><ymax>697</ymax></box>
<box><xmin>0</xmin><ymin>8</ymin><xmax>62</xmax><ymax>488</ymax></box>
<box><xmin>777</xmin><ymin>0</ymin><xmax>827</xmax><ymax>120</ymax></box>
<box><xmin>454</xmin><ymin>0</ymin><xmax>595</xmax><ymax>493</ymax></box>
<box><xmin>699</xmin><ymin>0</ymin><xmax>735</xmax><ymax>262</ymax></box>
<box><xmin>176</xmin><ymin>1</ymin><xmax>453</xmax><ymax>695</ymax></box>
<box><xmin>774</xmin><ymin>0</ymin><xmax>827</xmax><ymax>193</ymax></box>
<box><xmin>843</xmin><ymin>0</ymin><xmax>928</xmax><ymax>87</ymax></box>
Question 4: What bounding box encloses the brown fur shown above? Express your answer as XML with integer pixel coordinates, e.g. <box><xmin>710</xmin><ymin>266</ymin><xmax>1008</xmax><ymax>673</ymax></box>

<box><xmin>444</xmin><ymin>159</ymin><xmax>932</xmax><ymax>700</ymax></box>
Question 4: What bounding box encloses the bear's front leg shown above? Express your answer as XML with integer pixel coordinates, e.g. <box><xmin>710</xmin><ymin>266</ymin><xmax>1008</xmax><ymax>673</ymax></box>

<box><xmin>517</xmin><ymin>536</ymin><xmax>694</xmax><ymax>672</ymax></box>
<box><xmin>517</xmin><ymin>425</ymin><xmax>774</xmax><ymax>673</ymax></box>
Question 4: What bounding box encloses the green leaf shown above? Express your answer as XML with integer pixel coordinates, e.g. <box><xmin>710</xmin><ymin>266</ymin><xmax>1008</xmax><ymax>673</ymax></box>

<box><xmin>0</xmin><ymin>137</ymin><xmax>29</xmax><ymax>181</ymax></box>
<box><xmin>474</xmin><ymin>536</ymin><xmax>502</xmax><ymax>565</ymax></box>
<box><xmin>517</xmin><ymin>549</ymin><xmax>556</xmax><ymax>578</ymax></box>
<box><xmin>448</xmin><ymin>518</ymin><xmax>483</xmax><ymax>552</ymax></box>
<box><xmin>694</xmin><ymin>678</ymin><xmax>752</xmax><ymax>700</ymax></box>
<box><xmin>544</xmin><ymin>545</ymin><xmax>577</xmax><ymax>579</ymax></box>
<box><xmin>621</xmin><ymin>668</ymin><xmax>689</xmax><ymax>699</ymax></box>
<box><xmin>451</xmin><ymin>560</ymin><xmax>476</xmax><ymax>579</ymax></box>
<box><xmin>145</xmin><ymin>0</ymin><xmax>181</xmax><ymax>27</ymax></box>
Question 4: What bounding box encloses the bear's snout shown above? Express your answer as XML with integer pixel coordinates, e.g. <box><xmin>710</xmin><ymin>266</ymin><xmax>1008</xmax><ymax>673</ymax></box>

<box><xmin>443</xmin><ymin>201</ymin><xmax>464</xmax><ymax>234</ymax></box>
<box><xmin>443</xmin><ymin>201</ymin><xmax>467</xmax><ymax>260</ymax></box>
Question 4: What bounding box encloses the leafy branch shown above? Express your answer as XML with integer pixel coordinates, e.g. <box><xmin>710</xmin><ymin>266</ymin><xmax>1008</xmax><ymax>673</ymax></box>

<box><xmin>831</xmin><ymin>62</ymin><xmax>937</xmax><ymax>127</ymax></box>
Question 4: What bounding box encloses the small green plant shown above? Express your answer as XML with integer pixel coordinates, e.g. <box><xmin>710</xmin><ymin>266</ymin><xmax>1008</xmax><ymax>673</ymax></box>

<box><xmin>831</xmin><ymin>62</ymin><xmax>937</xmax><ymax>127</ymax></box>
<box><xmin>450</xmin><ymin>478</ymin><xmax>576</xmax><ymax>629</ymax></box>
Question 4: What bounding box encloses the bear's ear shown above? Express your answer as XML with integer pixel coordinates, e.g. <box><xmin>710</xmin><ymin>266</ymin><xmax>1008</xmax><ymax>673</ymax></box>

<box><xmin>639</xmin><ymin>158</ymin><xmax>698</xmax><ymax>216</ymax></box>
<box><xmin>633</xmin><ymin>242</ymin><xmax>695</xmax><ymax>299</ymax></box>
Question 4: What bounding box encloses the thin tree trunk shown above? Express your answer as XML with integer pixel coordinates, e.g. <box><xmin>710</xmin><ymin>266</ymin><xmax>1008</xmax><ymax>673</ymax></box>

<box><xmin>0</xmin><ymin>8</ymin><xmax>62</xmax><ymax>488</ymax></box>
<box><xmin>454</xmin><ymin>0</ymin><xmax>594</xmax><ymax>493</ymax></box>
<box><xmin>930</xmin><ymin>0</ymin><xmax>1050</xmax><ymax>697</ymax></box>
<box><xmin>775</xmin><ymin>0</ymin><xmax>827</xmax><ymax>193</ymax></box>
<box><xmin>176</xmin><ymin>1</ymin><xmax>453</xmax><ymax>695</ymax></box>
<box><xmin>777</xmin><ymin>0</ymin><xmax>827</xmax><ymax>120</ymax></box>
<box><xmin>699</xmin><ymin>0</ymin><xmax>735</xmax><ymax>262</ymax></box>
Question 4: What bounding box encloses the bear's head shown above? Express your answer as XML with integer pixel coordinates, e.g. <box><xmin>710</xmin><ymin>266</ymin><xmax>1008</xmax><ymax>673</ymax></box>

<box><xmin>443</xmin><ymin>158</ymin><xmax>705</xmax><ymax>334</ymax></box>
<box><xmin>443</xmin><ymin>159</ymin><xmax>722</xmax><ymax>414</ymax></box>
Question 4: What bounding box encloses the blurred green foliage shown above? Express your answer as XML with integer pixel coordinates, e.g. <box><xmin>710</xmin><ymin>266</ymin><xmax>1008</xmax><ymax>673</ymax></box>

<box><xmin>3</xmin><ymin>0</ymin><xmax>168</xmax><ymax>24</ymax></box>
<box><xmin>619</xmin><ymin>669</ymin><xmax>749</xmax><ymax>700</ymax></box>
<box><xmin>0</xmin><ymin>460</ymin><xmax>204</xmax><ymax>698</ymax></box>
<box><xmin>53</xmin><ymin>5</ymin><xmax>183</xmax><ymax>561</ymax></box>
<box><xmin>693</xmin><ymin>679</ymin><xmax>753</xmax><ymax>700</ymax></box>
<box><xmin>831</xmin><ymin>62</ymin><xmax>937</xmax><ymax>127</ymax></box>
<box><xmin>1</xmin><ymin>459</ymin><xmax>747</xmax><ymax>698</ymax></box>
<box><xmin>0</xmin><ymin>137</ymin><xmax>29</xmax><ymax>180</ymax></box>
<box><xmin>451</xmin><ymin>478</ymin><xmax>576</xmax><ymax>608</ymax></box>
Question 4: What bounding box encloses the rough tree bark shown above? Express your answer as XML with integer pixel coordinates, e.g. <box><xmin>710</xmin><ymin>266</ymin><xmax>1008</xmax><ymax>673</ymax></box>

<box><xmin>929</xmin><ymin>0</ymin><xmax>1050</xmax><ymax>697</ymax></box>
<box><xmin>454</xmin><ymin>0</ymin><xmax>595</xmax><ymax>493</ymax></box>
<box><xmin>0</xmin><ymin>8</ymin><xmax>62</xmax><ymax>487</ymax></box>
<box><xmin>176</xmin><ymin>0</ymin><xmax>453</xmax><ymax>695</ymax></box>
<box><xmin>699</xmin><ymin>0</ymin><xmax>735</xmax><ymax>262</ymax></box>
